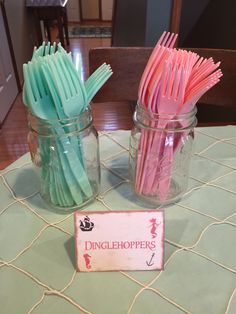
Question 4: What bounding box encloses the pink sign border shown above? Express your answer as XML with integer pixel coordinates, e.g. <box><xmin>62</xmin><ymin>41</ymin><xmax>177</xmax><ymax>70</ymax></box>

<box><xmin>74</xmin><ymin>209</ymin><xmax>165</xmax><ymax>272</ymax></box>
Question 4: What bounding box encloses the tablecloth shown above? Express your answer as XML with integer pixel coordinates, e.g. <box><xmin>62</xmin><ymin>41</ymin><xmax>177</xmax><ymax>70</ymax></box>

<box><xmin>0</xmin><ymin>127</ymin><xmax>236</xmax><ymax>314</ymax></box>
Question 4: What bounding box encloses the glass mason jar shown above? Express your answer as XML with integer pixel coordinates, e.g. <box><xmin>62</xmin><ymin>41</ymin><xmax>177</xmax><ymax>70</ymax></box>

<box><xmin>27</xmin><ymin>106</ymin><xmax>100</xmax><ymax>211</ymax></box>
<box><xmin>129</xmin><ymin>104</ymin><xmax>197</xmax><ymax>206</ymax></box>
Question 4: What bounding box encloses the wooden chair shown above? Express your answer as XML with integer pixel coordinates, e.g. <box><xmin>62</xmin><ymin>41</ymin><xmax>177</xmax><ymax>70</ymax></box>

<box><xmin>28</xmin><ymin>5</ymin><xmax>69</xmax><ymax>47</ymax></box>
<box><xmin>89</xmin><ymin>47</ymin><xmax>236</xmax><ymax>127</ymax></box>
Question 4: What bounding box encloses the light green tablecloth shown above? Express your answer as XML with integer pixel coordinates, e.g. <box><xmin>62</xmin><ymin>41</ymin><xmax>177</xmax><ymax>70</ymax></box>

<box><xmin>0</xmin><ymin>127</ymin><xmax>236</xmax><ymax>314</ymax></box>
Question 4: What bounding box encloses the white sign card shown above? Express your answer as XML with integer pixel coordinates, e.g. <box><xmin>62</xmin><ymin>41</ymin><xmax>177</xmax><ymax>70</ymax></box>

<box><xmin>74</xmin><ymin>210</ymin><xmax>164</xmax><ymax>272</ymax></box>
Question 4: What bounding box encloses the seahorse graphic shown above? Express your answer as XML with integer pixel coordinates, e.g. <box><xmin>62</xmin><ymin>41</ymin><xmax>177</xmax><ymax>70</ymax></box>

<box><xmin>149</xmin><ymin>218</ymin><xmax>158</xmax><ymax>238</ymax></box>
<box><xmin>83</xmin><ymin>253</ymin><xmax>92</xmax><ymax>269</ymax></box>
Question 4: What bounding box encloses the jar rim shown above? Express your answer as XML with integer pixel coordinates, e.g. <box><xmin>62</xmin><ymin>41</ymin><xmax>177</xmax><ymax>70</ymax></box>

<box><xmin>27</xmin><ymin>105</ymin><xmax>93</xmax><ymax>135</ymax></box>
<box><xmin>27</xmin><ymin>105</ymin><xmax>92</xmax><ymax>124</ymax></box>
<box><xmin>136</xmin><ymin>102</ymin><xmax>197</xmax><ymax>120</ymax></box>
<box><xmin>134</xmin><ymin>102</ymin><xmax>197</xmax><ymax>131</ymax></box>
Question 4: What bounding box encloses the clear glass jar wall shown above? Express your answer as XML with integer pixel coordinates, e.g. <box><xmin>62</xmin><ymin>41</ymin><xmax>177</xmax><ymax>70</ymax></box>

<box><xmin>27</xmin><ymin>106</ymin><xmax>100</xmax><ymax>211</ymax></box>
<box><xmin>129</xmin><ymin>104</ymin><xmax>197</xmax><ymax>206</ymax></box>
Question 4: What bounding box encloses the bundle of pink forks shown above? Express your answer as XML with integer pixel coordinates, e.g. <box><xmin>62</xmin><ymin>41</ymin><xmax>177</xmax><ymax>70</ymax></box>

<box><xmin>135</xmin><ymin>31</ymin><xmax>223</xmax><ymax>202</ymax></box>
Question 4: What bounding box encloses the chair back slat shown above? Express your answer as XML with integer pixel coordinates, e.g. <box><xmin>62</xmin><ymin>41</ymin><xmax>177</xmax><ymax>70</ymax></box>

<box><xmin>89</xmin><ymin>47</ymin><xmax>151</xmax><ymax>102</ymax></box>
<box><xmin>89</xmin><ymin>47</ymin><xmax>236</xmax><ymax>107</ymax></box>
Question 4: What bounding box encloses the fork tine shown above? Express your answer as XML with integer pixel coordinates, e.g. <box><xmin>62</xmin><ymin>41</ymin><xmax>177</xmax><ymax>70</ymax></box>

<box><xmin>62</xmin><ymin>54</ymin><xmax>87</xmax><ymax>103</ymax></box>
<box><xmin>165</xmin><ymin>33</ymin><xmax>175</xmax><ymax>48</ymax></box>
<box><xmin>193</xmin><ymin>56</ymin><xmax>204</xmax><ymax>69</ymax></box>
<box><xmin>41</xmin><ymin>62</ymin><xmax>64</xmax><ymax>118</ymax></box>
<box><xmin>87</xmin><ymin>68</ymin><xmax>113</xmax><ymax>102</ymax></box>
<box><xmin>87</xmin><ymin>62</ymin><xmax>107</xmax><ymax>79</ymax></box>
<box><xmin>139</xmin><ymin>32</ymin><xmax>178</xmax><ymax>105</ymax></box>
<box><xmin>156</xmin><ymin>31</ymin><xmax>167</xmax><ymax>45</ymax></box>
<box><xmin>169</xmin><ymin>34</ymin><xmax>178</xmax><ymax>48</ymax></box>
<box><xmin>56</xmin><ymin>53</ymin><xmax>75</xmax><ymax>97</ymax></box>
<box><xmin>54</xmin><ymin>58</ymin><xmax>71</xmax><ymax>100</ymax></box>
<box><xmin>32</xmin><ymin>60</ymin><xmax>46</xmax><ymax>98</ymax></box>
<box><xmin>187</xmin><ymin>60</ymin><xmax>221</xmax><ymax>92</ymax></box>
<box><xmin>32</xmin><ymin>46</ymin><xmax>38</xmax><ymax>59</ymax></box>
<box><xmin>187</xmin><ymin>69</ymin><xmax>222</xmax><ymax>98</ymax></box>
<box><xmin>159</xmin><ymin>60</ymin><xmax>169</xmax><ymax>98</ymax></box>
<box><xmin>87</xmin><ymin>72</ymin><xmax>113</xmax><ymax>103</ymax></box>
<box><xmin>50</xmin><ymin>42</ymin><xmax>56</xmax><ymax>55</ymax></box>
<box><xmin>23</xmin><ymin>64</ymin><xmax>36</xmax><ymax>104</ymax></box>
<box><xmin>159</xmin><ymin>32</ymin><xmax>170</xmax><ymax>46</ymax></box>
<box><xmin>85</xmin><ymin>63</ymin><xmax>110</xmax><ymax>89</ymax></box>
<box><xmin>27</xmin><ymin>61</ymin><xmax>41</xmax><ymax>101</ymax></box>
<box><xmin>46</xmin><ymin>55</ymin><xmax>67</xmax><ymax>101</ymax></box>
<box><xmin>61</xmin><ymin>54</ymin><xmax>82</xmax><ymax>89</ymax></box>
<box><xmin>87</xmin><ymin>66</ymin><xmax>112</xmax><ymax>91</ymax></box>
<box><xmin>44</xmin><ymin>42</ymin><xmax>50</xmax><ymax>56</ymax></box>
<box><xmin>86</xmin><ymin>65</ymin><xmax>112</xmax><ymax>92</ymax></box>
<box><xmin>166</xmin><ymin>63</ymin><xmax>175</xmax><ymax>98</ymax></box>
<box><xmin>159</xmin><ymin>31</ymin><xmax>178</xmax><ymax>48</ymax></box>
<box><xmin>172</xmin><ymin>66</ymin><xmax>181</xmax><ymax>99</ymax></box>
<box><xmin>144</xmin><ymin>47</ymin><xmax>171</xmax><ymax>104</ymax></box>
<box><xmin>177</xmin><ymin>66</ymin><xmax>186</xmax><ymax>103</ymax></box>
<box><xmin>36</xmin><ymin>42</ymin><xmax>46</xmax><ymax>58</ymax></box>
<box><xmin>183</xmin><ymin>72</ymin><xmax>221</xmax><ymax>111</ymax></box>
<box><xmin>57</xmin><ymin>42</ymin><xmax>67</xmax><ymax>54</ymax></box>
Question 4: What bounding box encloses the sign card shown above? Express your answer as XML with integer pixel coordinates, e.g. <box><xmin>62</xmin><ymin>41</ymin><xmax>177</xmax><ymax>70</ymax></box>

<box><xmin>74</xmin><ymin>210</ymin><xmax>164</xmax><ymax>272</ymax></box>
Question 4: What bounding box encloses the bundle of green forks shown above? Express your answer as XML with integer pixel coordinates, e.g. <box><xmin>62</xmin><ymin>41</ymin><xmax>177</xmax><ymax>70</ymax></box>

<box><xmin>23</xmin><ymin>42</ymin><xmax>113</xmax><ymax>208</ymax></box>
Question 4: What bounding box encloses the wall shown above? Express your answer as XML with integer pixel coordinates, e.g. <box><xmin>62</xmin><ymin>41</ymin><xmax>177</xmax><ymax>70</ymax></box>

<box><xmin>180</xmin><ymin>0</ymin><xmax>236</xmax><ymax>49</ymax></box>
<box><xmin>67</xmin><ymin>0</ymin><xmax>81</xmax><ymax>22</ymax></box>
<box><xmin>178</xmin><ymin>0</ymin><xmax>210</xmax><ymax>46</ymax></box>
<box><xmin>81</xmin><ymin>0</ymin><xmax>99</xmax><ymax>19</ymax></box>
<box><xmin>112</xmin><ymin>0</ymin><xmax>147</xmax><ymax>46</ymax></box>
<box><xmin>102</xmin><ymin>0</ymin><xmax>113</xmax><ymax>21</ymax></box>
<box><xmin>5</xmin><ymin>0</ymin><xmax>37</xmax><ymax>83</ymax></box>
<box><xmin>145</xmin><ymin>0</ymin><xmax>172</xmax><ymax>46</ymax></box>
<box><xmin>112</xmin><ymin>0</ymin><xmax>172</xmax><ymax>47</ymax></box>
<box><xmin>67</xmin><ymin>0</ymin><xmax>113</xmax><ymax>22</ymax></box>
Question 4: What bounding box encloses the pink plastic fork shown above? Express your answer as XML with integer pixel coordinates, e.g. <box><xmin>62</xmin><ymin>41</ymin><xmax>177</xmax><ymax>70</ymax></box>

<box><xmin>138</xmin><ymin>32</ymin><xmax>178</xmax><ymax>106</ymax></box>
<box><xmin>135</xmin><ymin>34</ymin><xmax>223</xmax><ymax>203</ymax></box>
<box><xmin>141</xmin><ymin>61</ymin><xmax>186</xmax><ymax>198</ymax></box>
<box><xmin>135</xmin><ymin>33</ymin><xmax>178</xmax><ymax>193</ymax></box>
<box><xmin>138</xmin><ymin>49</ymin><xmax>198</xmax><ymax>200</ymax></box>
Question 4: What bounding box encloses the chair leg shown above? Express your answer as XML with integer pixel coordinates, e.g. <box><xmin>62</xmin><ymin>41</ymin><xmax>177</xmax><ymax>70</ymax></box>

<box><xmin>33</xmin><ymin>8</ymin><xmax>43</xmax><ymax>45</ymax></box>
<box><xmin>56</xmin><ymin>8</ymin><xmax>65</xmax><ymax>47</ymax></box>
<box><xmin>44</xmin><ymin>20</ymin><xmax>51</xmax><ymax>42</ymax></box>
<box><xmin>63</xmin><ymin>8</ymin><xmax>70</xmax><ymax>45</ymax></box>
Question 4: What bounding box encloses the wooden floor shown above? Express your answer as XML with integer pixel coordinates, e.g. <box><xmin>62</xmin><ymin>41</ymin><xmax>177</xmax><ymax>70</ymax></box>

<box><xmin>0</xmin><ymin>36</ymin><xmax>134</xmax><ymax>170</ymax></box>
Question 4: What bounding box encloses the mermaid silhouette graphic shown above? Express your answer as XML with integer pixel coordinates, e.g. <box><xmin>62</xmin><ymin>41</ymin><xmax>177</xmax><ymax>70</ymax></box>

<box><xmin>83</xmin><ymin>253</ymin><xmax>92</xmax><ymax>269</ymax></box>
<box><xmin>149</xmin><ymin>218</ymin><xmax>159</xmax><ymax>238</ymax></box>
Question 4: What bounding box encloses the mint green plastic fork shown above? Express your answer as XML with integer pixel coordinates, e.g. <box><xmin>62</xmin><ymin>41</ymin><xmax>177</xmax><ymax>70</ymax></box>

<box><xmin>85</xmin><ymin>63</ymin><xmax>109</xmax><ymax>90</ymax></box>
<box><xmin>23</xmin><ymin>62</ymin><xmax>74</xmax><ymax>207</ymax></box>
<box><xmin>41</xmin><ymin>56</ymin><xmax>86</xmax><ymax>168</ymax></box>
<box><xmin>34</xmin><ymin>46</ymin><xmax>87</xmax><ymax>170</ymax></box>
<box><xmin>85</xmin><ymin>62</ymin><xmax>113</xmax><ymax>102</ymax></box>
<box><xmin>32</xmin><ymin>41</ymin><xmax>66</xmax><ymax>59</ymax></box>
<box><xmin>23</xmin><ymin>60</ymin><xmax>93</xmax><ymax>205</ymax></box>
<box><xmin>44</xmin><ymin>52</ymin><xmax>87</xmax><ymax>117</ymax></box>
<box><xmin>23</xmin><ymin>42</ymin><xmax>66</xmax><ymax>106</ymax></box>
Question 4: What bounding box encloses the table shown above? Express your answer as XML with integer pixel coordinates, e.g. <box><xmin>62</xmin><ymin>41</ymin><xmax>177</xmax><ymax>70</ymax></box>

<box><xmin>0</xmin><ymin>127</ymin><xmax>236</xmax><ymax>314</ymax></box>
<box><xmin>26</xmin><ymin>0</ymin><xmax>69</xmax><ymax>47</ymax></box>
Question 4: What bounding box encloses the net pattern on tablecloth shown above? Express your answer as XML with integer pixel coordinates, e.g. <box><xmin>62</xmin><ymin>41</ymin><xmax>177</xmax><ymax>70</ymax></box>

<box><xmin>0</xmin><ymin>126</ymin><xmax>236</xmax><ymax>314</ymax></box>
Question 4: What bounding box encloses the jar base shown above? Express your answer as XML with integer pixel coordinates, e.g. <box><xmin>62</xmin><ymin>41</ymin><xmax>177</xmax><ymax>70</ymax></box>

<box><xmin>131</xmin><ymin>179</ymin><xmax>186</xmax><ymax>208</ymax></box>
<box><xmin>40</xmin><ymin>181</ymin><xmax>100</xmax><ymax>213</ymax></box>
